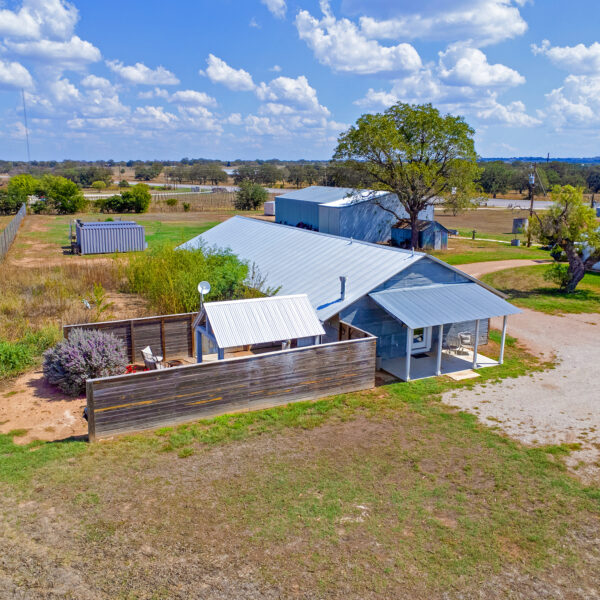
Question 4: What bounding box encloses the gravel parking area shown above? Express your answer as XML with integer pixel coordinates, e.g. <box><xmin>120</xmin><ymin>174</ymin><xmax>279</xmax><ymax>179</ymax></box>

<box><xmin>444</xmin><ymin>262</ymin><xmax>600</xmax><ymax>482</ymax></box>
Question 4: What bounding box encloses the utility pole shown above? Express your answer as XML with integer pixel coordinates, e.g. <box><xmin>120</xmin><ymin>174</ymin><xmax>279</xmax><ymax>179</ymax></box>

<box><xmin>526</xmin><ymin>164</ymin><xmax>535</xmax><ymax>248</ymax></box>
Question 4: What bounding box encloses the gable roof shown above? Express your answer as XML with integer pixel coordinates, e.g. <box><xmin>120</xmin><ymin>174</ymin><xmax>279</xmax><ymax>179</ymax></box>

<box><xmin>276</xmin><ymin>185</ymin><xmax>391</xmax><ymax>207</ymax></box>
<box><xmin>178</xmin><ymin>216</ymin><xmax>423</xmax><ymax>321</ymax></box>
<box><xmin>393</xmin><ymin>219</ymin><xmax>449</xmax><ymax>232</ymax></box>
<box><xmin>203</xmin><ymin>294</ymin><xmax>325</xmax><ymax>348</ymax></box>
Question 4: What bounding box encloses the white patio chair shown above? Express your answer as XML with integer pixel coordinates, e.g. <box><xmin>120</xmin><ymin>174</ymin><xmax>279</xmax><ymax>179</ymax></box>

<box><xmin>141</xmin><ymin>346</ymin><xmax>165</xmax><ymax>370</ymax></box>
<box><xmin>444</xmin><ymin>334</ymin><xmax>461</xmax><ymax>355</ymax></box>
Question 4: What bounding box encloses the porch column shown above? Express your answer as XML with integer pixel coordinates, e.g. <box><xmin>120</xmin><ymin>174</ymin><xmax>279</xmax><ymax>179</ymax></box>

<box><xmin>405</xmin><ymin>327</ymin><xmax>413</xmax><ymax>382</ymax></box>
<box><xmin>499</xmin><ymin>315</ymin><xmax>508</xmax><ymax>365</ymax></box>
<box><xmin>472</xmin><ymin>320</ymin><xmax>480</xmax><ymax>369</ymax></box>
<box><xmin>436</xmin><ymin>324</ymin><xmax>443</xmax><ymax>376</ymax></box>
<box><xmin>217</xmin><ymin>347</ymin><xmax>225</xmax><ymax>360</ymax></box>
<box><xmin>196</xmin><ymin>328</ymin><xmax>203</xmax><ymax>364</ymax></box>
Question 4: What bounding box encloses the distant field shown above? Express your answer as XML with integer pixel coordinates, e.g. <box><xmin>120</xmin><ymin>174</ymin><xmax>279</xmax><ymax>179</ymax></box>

<box><xmin>436</xmin><ymin>208</ymin><xmax>531</xmax><ymax>238</ymax></box>
<box><xmin>430</xmin><ymin>238</ymin><xmax>550</xmax><ymax>265</ymax></box>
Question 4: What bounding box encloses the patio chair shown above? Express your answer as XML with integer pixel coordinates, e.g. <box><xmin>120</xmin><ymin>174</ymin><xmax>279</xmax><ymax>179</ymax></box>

<box><xmin>444</xmin><ymin>334</ymin><xmax>461</xmax><ymax>355</ymax></box>
<box><xmin>141</xmin><ymin>346</ymin><xmax>165</xmax><ymax>370</ymax></box>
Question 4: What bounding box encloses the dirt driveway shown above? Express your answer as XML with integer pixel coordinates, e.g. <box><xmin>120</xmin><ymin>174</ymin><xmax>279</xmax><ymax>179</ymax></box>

<box><xmin>446</xmin><ymin>260</ymin><xmax>600</xmax><ymax>482</ymax></box>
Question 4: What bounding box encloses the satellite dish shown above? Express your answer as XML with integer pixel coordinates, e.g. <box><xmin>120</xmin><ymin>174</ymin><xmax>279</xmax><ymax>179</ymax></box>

<box><xmin>197</xmin><ymin>281</ymin><xmax>211</xmax><ymax>295</ymax></box>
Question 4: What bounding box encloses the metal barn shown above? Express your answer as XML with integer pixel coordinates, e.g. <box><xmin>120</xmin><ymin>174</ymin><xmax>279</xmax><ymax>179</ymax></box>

<box><xmin>73</xmin><ymin>220</ymin><xmax>147</xmax><ymax>255</ymax></box>
<box><xmin>275</xmin><ymin>186</ymin><xmax>434</xmax><ymax>243</ymax></box>
<box><xmin>391</xmin><ymin>220</ymin><xmax>449</xmax><ymax>250</ymax></box>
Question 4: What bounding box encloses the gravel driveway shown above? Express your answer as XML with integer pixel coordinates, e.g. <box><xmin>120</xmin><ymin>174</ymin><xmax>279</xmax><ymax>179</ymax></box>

<box><xmin>444</xmin><ymin>261</ymin><xmax>600</xmax><ymax>481</ymax></box>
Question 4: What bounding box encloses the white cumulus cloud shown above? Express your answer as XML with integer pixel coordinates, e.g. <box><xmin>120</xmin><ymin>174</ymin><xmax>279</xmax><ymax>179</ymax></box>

<box><xmin>202</xmin><ymin>54</ymin><xmax>256</xmax><ymax>91</ymax></box>
<box><xmin>107</xmin><ymin>60</ymin><xmax>180</xmax><ymax>85</ymax></box>
<box><xmin>0</xmin><ymin>0</ymin><xmax>79</xmax><ymax>40</ymax></box>
<box><xmin>532</xmin><ymin>40</ymin><xmax>600</xmax><ymax>74</ymax></box>
<box><xmin>4</xmin><ymin>36</ymin><xmax>101</xmax><ymax>67</ymax></box>
<box><xmin>261</xmin><ymin>0</ymin><xmax>286</xmax><ymax>19</ymax></box>
<box><xmin>0</xmin><ymin>59</ymin><xmax>34</xmax><ymax>89</ymax></box>
<box><xmin>295</xmin><ymin>1</ymin><xmax>421</xmax><ymax>74</ymax></box>
<box><xmin>169</xmin><ymin>90</ymin><xmax>217</xmax><ymax>107</ymax></box>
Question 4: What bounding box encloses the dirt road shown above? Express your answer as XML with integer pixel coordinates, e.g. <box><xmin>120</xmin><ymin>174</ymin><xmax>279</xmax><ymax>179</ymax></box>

<box><xmin>445</xmin><ymin>260</ymin><xmax>600</xmax><ymax>482</ymax></box>
<box><xmin>459</xmin><ymin>258</ymin><xmax>552</xmax><ymax>279</ymax></box>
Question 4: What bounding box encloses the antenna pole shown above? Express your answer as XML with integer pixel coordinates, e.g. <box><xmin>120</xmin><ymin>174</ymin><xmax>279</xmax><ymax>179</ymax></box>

<box><xmin>526</xmin><ymin>163</ymin><xmax>535</xmax><ymax>248</ymax></box>
<box><xmin>21</xmin><ymin>89</ymin><xmax>31</xmax><ymax>165</ymax></box>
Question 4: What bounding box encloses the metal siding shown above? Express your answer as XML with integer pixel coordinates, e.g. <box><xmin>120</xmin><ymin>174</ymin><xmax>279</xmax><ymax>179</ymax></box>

<box><xmin>179</xmin><ymin>216</ymin><xmax>423</xmax><ymax>322</ymax></box>
<box><xmin>369</xmin><ymin>283</ymin><xmax>521</xmax><ymax>329</ymax></box>
<box><xmin>204</xmin><ymin>294</ymin><xmax>325</xmax><ymax>348</ymax></box>
<box><xmin>76</xmin><ymin>222</ymin><xmax>146</xmax><ymax>255</ymax></box>
<box><xmin>376</xmin><ymin>258</ymin><xmax>470</xmax><ymax>291</ymax></box>
<box><xmin>275</xmin><ymin>197</ymin><xmax>319</xmax><ymax>229</ymax></box>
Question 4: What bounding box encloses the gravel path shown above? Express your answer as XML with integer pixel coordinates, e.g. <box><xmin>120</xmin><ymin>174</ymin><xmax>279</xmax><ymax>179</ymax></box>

<box><xmin>459</xmin><ymin>258</ymin><xmax>552</xmax><ymax>279</ymax></box>
<box><xmin>444</xmin><ymin>261</ymin><xmax>600</xmax><ymax>482</ymax></box>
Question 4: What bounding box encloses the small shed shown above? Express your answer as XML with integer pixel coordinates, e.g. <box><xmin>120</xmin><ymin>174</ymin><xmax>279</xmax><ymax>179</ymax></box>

<box><xmin>193</xmin><ymin>294</ymin><xmax>326</xmax><ymax>362</ymax></box>
<box><xmin>73</xmin><ymin>220</ymin><xmax>147</xmax><ymax>255</ymax></box>
<box><xmin>391</xmin><ymin>220</ymin><xmax>449</xmax><ymax>250</ymax></box>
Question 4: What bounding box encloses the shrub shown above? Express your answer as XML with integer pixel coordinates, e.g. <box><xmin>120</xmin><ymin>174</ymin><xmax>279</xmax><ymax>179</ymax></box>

<box><xmin>166</xmin><ymin>198</ymin><xmax>178</xmax><ymax>207</ymax></box>
<box><xmin>182</xmin><ymin>202</ymin><xmax>191</xmax><ymax>212</ymax></box>
<box><xmin>543</xmin><ymin>263</ymin><xmax>571</xmax><ymax>291</ymax></box>
<box><xmin>91</xmin><ymin>180</ymin><xmax>107</xmax><ymax>190</ymax></box>
<box><xmin>118</xmin><ymin>180</ymin><xmax>130</xmax><ymax>188</ymax></box>
<box><xmin>234</xmin><ymin>180</ymin><xmax>268</xmax><ymax>210</ymax></box>
<box><xmin>126</xmin><ymin>245</ymin><xmax>251</xmax><ymax>314</ymax></box>
<box><xmin>43</xmin><ymin>329</ymin><xmax>128</xmax><ymax>396</ymax></box>
<box><xmin>0</xmin><ymin>327</ymin><xmax>61</xmax><ymax>380</ymax></box>
<box><xmin>97</xmin><ymin>184</ymin><xmax>150</xmax><ymax>213</ymax></box>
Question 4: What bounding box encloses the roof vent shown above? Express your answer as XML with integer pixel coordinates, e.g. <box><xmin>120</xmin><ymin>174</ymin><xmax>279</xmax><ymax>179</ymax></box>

<box><xmin>340</xmin><ymin>276</ymin><xmax>347</xmax><ymax>300</ymax></box>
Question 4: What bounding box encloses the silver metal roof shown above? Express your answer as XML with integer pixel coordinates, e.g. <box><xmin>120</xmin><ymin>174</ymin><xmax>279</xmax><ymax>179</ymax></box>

<box><xmin>203</xmin><ymin>294</ymin><xmax>325</xmax><ymax>348</ymax></box>
<box><xmin>369</xmin><ymin>283</ymin><xmax>521</xmax><ymax>329</ymax></box>
<box><xmin>178</xmin><ymin>216</ymin><xmax>423</xmax><ymax>321</ymax></box>
<box><xmin>276</xmin><ymin>186</ymin><xmax>390</xmax><ymax>207</ymax></box>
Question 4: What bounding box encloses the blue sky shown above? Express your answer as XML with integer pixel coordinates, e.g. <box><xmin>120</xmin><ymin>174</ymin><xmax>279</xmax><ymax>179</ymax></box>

<box><xmin>0</xmin><ymin>0</ymin><xmax>599</xmax><ymax>160</ymax></box>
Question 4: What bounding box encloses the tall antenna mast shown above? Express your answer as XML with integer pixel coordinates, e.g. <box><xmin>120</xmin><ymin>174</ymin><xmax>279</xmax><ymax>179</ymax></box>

<box><xmin>21</xmin><ymin>89</ymin><xmax>31</xmax><ymax>164</ymax></box>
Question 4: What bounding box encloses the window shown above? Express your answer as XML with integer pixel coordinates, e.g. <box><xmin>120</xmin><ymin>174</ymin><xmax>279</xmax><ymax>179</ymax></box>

<box><xmin>412</xmin><ymin>327</ymin><xmax>432</xmax><ymax>353</ymax></box>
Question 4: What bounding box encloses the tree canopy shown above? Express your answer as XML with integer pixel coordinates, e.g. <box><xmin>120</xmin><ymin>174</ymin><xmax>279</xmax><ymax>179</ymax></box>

<box><xmin>333</xmin><ymin>102</ymin><xmax>480</xmax><ymax>248</ymax></box>
<box><xmin>531</xmin><ymin>185</ymin><xmax>600</xmax><ymax>292</ymax></box>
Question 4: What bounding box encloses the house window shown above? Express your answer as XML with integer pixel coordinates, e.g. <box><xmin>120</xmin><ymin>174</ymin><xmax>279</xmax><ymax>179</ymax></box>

<box><xmin>412</xmin><ymin>327</ymin><xmax>432</xmax><ymax>353</ymax></box>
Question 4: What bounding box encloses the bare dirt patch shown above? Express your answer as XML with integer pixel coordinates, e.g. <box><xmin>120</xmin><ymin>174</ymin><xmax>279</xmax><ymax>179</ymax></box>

<box><xmin>0</xmin><ymin>369</ymin><xmax>86</xmax><ymax>443</ymax></box>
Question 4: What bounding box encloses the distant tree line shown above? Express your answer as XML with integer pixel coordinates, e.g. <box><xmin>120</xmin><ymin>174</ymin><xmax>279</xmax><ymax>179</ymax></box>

<box><xmin>478</xmin><ymin>160</ymin><xmax>600</xmax><ymax>197</ymax></box>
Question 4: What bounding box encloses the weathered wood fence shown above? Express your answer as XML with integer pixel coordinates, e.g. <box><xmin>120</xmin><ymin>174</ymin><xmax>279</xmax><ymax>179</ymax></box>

<box><xmin>86</xmin><ymin>337</ymin><xmax>376</xmax><ymax>440</ymax></box>
<box><xmin>64</xmin><ymin>312</ymin><xmax>196</xmax><ymax>364</ymax></box>
<box><xmin>0</xmin><ymin>203</ymin><xmax>26</xmax><ymax>262</ymax></box>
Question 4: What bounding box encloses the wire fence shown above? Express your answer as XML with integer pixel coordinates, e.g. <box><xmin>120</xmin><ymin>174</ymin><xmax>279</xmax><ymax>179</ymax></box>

<box><xmin>148</xmin><ymin>192</ymin><xmax>279</xmax><ymax>213</ymax></box>
<box><xmin>0</xmin><ymin>203</ymin><xmax>26</xmax><ymax>262</ymax></box>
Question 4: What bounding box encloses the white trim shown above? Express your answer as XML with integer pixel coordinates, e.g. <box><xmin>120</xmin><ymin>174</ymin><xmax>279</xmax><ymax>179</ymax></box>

<box><xmin>411</xmin><ymin>326</ymin><xmax>432</xmax><ymax>353</ymax></box>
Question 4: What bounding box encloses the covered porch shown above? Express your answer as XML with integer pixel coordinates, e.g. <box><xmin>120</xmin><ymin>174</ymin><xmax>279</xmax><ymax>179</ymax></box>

<box><xmin>369</xmin><ymin>283</ymin><xmax>521</xmax><ymax>382</ymax></box>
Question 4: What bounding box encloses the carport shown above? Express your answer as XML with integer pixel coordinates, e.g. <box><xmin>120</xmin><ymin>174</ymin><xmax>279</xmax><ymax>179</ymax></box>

<box><xmin>368</xmin><ymin>283</ymin><xmax>521</xmax><ymax>381</ymax></box>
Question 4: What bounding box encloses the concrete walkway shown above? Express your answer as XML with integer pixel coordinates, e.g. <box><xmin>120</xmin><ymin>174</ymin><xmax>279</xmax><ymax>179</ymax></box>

<box><xmin>444</xmin><ymin>260</ymin><xmax>600</xmax><ymax>482</ymax></box>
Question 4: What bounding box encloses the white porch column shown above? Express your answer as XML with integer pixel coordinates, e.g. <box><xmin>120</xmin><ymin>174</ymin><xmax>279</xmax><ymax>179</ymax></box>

<box><xmin>436</xmin><ymin>324</ymin><xmax>443</xmax><ymax>376</ymax></box>
<box><xmin>472</xmin><ymin>319</ymin><xmax>480</xmax><ymax>369</ymax></box>
<box><xmin>405</xmin><ymin>327</ymin><xmax>413</xmax><ymax>382</ymax></box>
<box><xmin>499</xmin><ymin>315</ymin><xmax>508</xmax><ymax>365</ymax></box>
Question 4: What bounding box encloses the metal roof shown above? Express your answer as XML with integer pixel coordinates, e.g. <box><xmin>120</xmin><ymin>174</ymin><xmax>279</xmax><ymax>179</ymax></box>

<box><xmin>276</xmin><ymin>186</ymin><xmax>390</xmax><ymax>207</ymax></box>
<box><xmin>203</xmin><ymin>294</ymin><xmax>325</xmax><ymax>348</ymax></box>
<box><xmin>78</xmin><ymin>221</ymin><xmax>139</xmax><ymax>228</ymax></box>
<box><xmin>178</xmin><ymin>216</ymin><xmax>423</xmax><ymax>321</ymax></box>
<box><xmin>369</xmin><ymin>283</ymin><xmax>521</xmax><ymax>329</ymax></box>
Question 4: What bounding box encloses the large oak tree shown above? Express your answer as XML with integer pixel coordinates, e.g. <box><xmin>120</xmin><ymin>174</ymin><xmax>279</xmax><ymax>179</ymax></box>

<box><xmin>333</xmin><ymin>102</ymin><xmax>480</xmax><ymax>249</ymax></box>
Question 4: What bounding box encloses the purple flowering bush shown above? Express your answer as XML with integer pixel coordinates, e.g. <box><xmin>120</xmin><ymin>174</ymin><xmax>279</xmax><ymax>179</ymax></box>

<box><xmin>43</xmin><ymin>329</ymin><xmax>128</xmax><ymax>396</ymax></box>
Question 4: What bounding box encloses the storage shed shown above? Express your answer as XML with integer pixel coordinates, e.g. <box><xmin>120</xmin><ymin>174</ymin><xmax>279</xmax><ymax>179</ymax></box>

<box><xmin>275</xmin><ymin>186</ymin><xmax>434</xmax><ymax>243</ymax></box>
<box><xmin>73</xmin><ymin>220</ymin><xmax>147</xmax><ymax>255</ymax></box>
<box><xmin>391</xmin><ymin>220</ymin><xmax>449</xmax><ymax>250</ymax></box>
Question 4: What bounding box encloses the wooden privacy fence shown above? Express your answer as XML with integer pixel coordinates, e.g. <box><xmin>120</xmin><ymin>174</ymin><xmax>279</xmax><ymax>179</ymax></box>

<box><xmin>86</xmin><ymin>337</ymin><xmax>376</xmax><ymax>440</ymax></box>
<box><xmin>64</xmin><ymin>312</ymin><xmax>197</xmax><ymax>364</ymax></box>
<box><xmin>0</xmin><ymin>203</ymin><xmax>26</xmax><ymax>262</ymax></box>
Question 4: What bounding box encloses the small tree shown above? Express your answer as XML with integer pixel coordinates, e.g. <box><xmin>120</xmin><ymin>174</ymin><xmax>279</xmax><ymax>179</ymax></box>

<box><xmin>531</xmin><ymin>185</ymin><xmax>600</xmax><ymax>293</ymax></box>
<box><xmin>235</xmin><ymin>180</ymin><xmax>268</xmax><ymax>210</ymax></box>
<box><xmin>479</xmin><ymin>161</ymin><xmax>511</xmax><ymax>198</ymax></box>
<box><xmin>334</xmin><ymin>102</ymin><xmax>479</xmax><ymax>249</ymax></box>
<box><xmin>7</xmin><ymin>173</ymin><xmax>37</xmax><ymax>206</ymax></box>
<box><xmin>37</xmin><ymin>175</ymin><xmax>87</xmax><ymax>214</ymax></box>
<box><xmin>91</xmin><ymin>180</ymin><xmax>107</xmax><ymax>191</ymax></box>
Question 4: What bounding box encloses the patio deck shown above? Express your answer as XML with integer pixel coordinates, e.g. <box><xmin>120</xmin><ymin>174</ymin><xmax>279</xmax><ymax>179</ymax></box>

<box><xmin>381</xmin><ymin>349</ymin><xmax>498</xmax><ymax>382</ymax></box>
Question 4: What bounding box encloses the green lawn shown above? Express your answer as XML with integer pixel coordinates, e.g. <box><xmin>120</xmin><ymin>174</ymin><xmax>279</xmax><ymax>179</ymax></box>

<box><xmin>483</xmin><ymin>264</ymin><xmax>600</xmax><ymax>314</ymax></box>
<box><xmin>4</xmin><ymin>333</ymin><xmax>600</xmax><ymax>598</ymax></box>
<box><xmin>430</xmin><ymin>238</ymin><xmax>551</xmax><ymax>265</ymax></box>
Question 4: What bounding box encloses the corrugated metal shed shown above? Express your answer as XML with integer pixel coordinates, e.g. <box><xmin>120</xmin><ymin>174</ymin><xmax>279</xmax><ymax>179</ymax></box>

<box><xmin>203</xmin><ymin>294</ymin><xmax>325</xmax><ymax>348</ymax></box>
<box><xmin>76</xmin><ymin>221</ymin><xmax>146</xmax><ymax>255</ymax></box>
<box><xmin>369</xmin><ymin>283</ymin><xmax>521</xmax><ymax>329</ymax></box>
<box><xmin>178</xmin><ymin>216</ymin><xmax>423</xmax><ymax>321</ymax></box>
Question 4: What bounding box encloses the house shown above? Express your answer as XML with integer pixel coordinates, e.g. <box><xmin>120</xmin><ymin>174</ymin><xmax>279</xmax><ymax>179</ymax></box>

<box><xmin>193</xmin><ymin>294</ymin><xmax>325</xmax><ymax>362</ymax></box>
<box><xmin>275</xmin><ymin>186</ymin><xmax>434</xmax><ymax>243</ymax></box>
<box><xmin>391</xmin><ymin>219</ymin><xmax>449</xmax><ymax>250</ymax></box>
<box><xmin>179</xmin><ymin>216</ymin><xmax>520</xmax><ymax>381</ymax></box>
